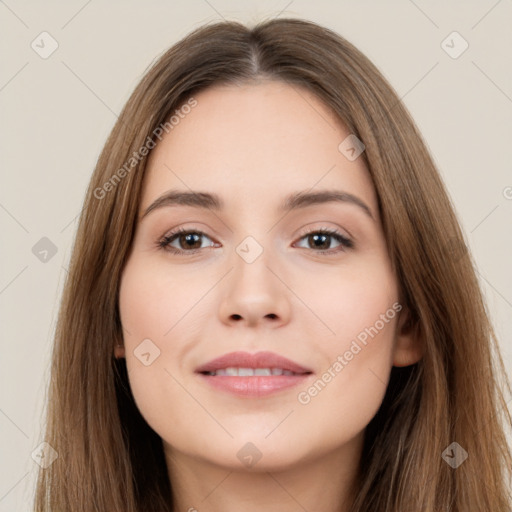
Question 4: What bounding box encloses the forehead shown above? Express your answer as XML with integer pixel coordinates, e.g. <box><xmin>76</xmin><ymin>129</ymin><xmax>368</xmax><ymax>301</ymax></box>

<box><xmin>141</xmin><ymin>80</ymin><xmax>377</xmax><ymax>215</ymax></box>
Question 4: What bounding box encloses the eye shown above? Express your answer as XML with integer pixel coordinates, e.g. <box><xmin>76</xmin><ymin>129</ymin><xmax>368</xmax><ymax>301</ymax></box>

<box><xmin>157</xmin><ymin>227</ymin><xmax>216</xmax><ymax>255</ymax></box>
<box><xmin>293</xmin><ymin>228</ymin><xmax>353</xmax><ymax>255</ymax></box>
<box><xmin>157</xmin><ymin>227</ymin><xmax>353</xmax><ymax>256</ymax></box>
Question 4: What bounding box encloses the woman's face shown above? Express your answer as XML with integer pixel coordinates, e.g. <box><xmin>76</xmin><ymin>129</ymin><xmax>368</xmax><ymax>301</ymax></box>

<box><xmin>118</xmin><ymin>80</ymin><xmax>420</xmax><ymax>472</ymax></box>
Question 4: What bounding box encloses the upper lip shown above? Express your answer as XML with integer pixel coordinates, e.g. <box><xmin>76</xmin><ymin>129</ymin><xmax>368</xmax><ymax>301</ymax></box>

<box><xmin>195</xmin><ymin>351</ymin><xmax>313</xmax><ymax>374</ymax></box>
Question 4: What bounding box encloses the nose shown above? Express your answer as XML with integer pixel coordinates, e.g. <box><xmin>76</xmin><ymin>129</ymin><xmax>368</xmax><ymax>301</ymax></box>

<box><xmin>218</xmin><ymin>248</ymin><xmax>292</xmax><ymax>328</ymax></box>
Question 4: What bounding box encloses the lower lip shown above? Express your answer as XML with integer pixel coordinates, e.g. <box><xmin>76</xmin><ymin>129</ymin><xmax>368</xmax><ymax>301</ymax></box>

<box><xmin>197</xmin><ymin>373</ymin><xmax>312</xmax><ymax>397</ymax></box>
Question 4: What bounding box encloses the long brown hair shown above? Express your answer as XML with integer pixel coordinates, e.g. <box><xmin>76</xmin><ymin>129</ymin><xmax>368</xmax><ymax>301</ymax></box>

<box><xmin>33</xmin><ymin>18</ymin><xmax>512</xmax><ymax>511</ymax></box>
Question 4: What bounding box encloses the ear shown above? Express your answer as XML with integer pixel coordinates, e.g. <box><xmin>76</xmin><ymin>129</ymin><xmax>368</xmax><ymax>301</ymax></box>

<box><xmin>392</xmin><ymin>306</ymin><xmax>423</xmax><ymax>367</ymax></box>
<box><xmin>114</xmin><ymin>343</ymin><xmax>125</xmax><ymax>359</ymax></box>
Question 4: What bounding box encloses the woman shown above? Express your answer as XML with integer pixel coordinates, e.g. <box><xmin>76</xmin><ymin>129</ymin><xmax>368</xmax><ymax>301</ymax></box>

<box><xmin>33</xmin><ymin>18</ymin><xmax>512</xmax><ymax>511</ymax></box>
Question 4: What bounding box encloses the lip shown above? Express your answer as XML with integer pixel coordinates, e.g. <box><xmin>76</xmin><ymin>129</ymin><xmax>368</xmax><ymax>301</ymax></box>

<box><xmin>195</xmin><ymin>351</ymin><xmax>313</xmax><ymax>374</ymax></box>
<box><xmin>195</xmin><ymin>351</ymin><xmax>314</xmax><ymax>398</ymax></box>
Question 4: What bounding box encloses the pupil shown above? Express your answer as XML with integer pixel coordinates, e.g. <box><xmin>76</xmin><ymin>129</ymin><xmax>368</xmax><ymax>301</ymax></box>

<box><xmin>311</xmin><ymin>234</ymin><xmax>329</xmax><ymax>249</ymax></box>
<box><xmin>177</xmin><ymin>233</ymin><xmax>332</xmax><ymax>251</ymax></box>
<box><xmin>183</xmin><ymin>233</ymin><xmax>200</xmax><ymax>249</ymax></box>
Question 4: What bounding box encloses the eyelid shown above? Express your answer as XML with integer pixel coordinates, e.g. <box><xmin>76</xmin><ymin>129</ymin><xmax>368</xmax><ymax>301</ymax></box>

<box><xmin>292</xmin><ymin>226</ymin><xmax>353</xmax><ymax>254</ymax></box>
<box><xmin>157</xmin><ymin>223</ymin><xmax>354</xmax><ymax>256</ymax></box>
<box><xmin>294</xmin><ymin>221</ymin><xmax>353</xmax><ymax>242</ymax></box>
<box><xmin>158</xmin><ymin>226</ymin><xmax>216</xmax><ymax>252</ymax></box>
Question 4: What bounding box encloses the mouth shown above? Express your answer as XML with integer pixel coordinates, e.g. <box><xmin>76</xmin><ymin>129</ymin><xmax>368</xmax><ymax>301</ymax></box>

<box><xmin>200</xmin><ymin>367</ymin><xmax>309</xmax><ymax>377</ymax></box>
<box><xmin>195</xmin><ymin>351</ymin><xmax>314</xmax><ymax>397</ymax></box>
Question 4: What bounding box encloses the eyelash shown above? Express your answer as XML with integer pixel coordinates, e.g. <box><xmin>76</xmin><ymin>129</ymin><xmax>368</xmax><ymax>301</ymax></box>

<box><xmin>156</xmin><ymin>226</ymin><xmax>354</xmax><ymax>256</ymax></box>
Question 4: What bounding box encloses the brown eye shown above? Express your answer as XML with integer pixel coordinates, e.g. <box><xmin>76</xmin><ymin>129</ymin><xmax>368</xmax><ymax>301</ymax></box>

<box><xmin>157</xmin><ymin>227</ymin><xmax>353</xmax><ymax>256</ymax></box>
<box><xmin>158</xmin><ymin>228</ymin><xmax>215</xmax><ymax>254</ymax></box>
<box><xmin>294</xmin><ymin>228</ymin><xmax>353</xmax><ymax>255</ymax></box>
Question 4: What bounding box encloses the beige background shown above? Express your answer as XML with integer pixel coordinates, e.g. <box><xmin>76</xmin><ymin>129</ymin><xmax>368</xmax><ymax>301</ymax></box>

<box><xmin>1</xmin><ymin>1</ymin><xmax>511</xmax><ymax>509</ymax></box>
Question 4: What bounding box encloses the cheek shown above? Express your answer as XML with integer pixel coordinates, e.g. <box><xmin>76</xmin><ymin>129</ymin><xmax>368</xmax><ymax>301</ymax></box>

<box><xmin>289</xmin><ymin>263</ymin><xmax>398</xmax><ymax>428</ymax></box>
<box><xmin>297</xmin><ymin>260</ymin><xmax>399</xmax><ymax>347</ymax></box>
<box><xmin>291</xmin><ymin>314</ymin><xmax>397</xmax><ymax>451</ymax></box>
<box><xmin>118</xmin><ymin>256</ymin><xmax>207</xmax><ymax>340</ymax></box>
<box><xmin>118</xmin><ymin>256</ymin><xmax>213</xmax><ymax>440</ymax></box>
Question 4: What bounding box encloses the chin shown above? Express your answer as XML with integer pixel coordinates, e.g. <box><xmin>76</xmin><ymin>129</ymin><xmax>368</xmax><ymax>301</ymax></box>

<box><xmin>194</xmin><ymin>432</ymin><xmax>317</xmax><ymax>472</ymax></box>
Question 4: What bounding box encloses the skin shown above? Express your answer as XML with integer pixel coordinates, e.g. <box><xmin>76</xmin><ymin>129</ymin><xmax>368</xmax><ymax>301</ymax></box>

<box><xmin>117</xmin><ymin>80</ymin><xmax>423</xmax><ymax>512</ymax></box>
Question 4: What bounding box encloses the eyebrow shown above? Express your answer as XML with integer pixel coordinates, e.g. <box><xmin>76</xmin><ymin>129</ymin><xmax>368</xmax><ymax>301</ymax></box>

<box><xmin>141</xmin><ymin>189</ymin><xmax>375</xmax><ymax>221</ymax></box>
